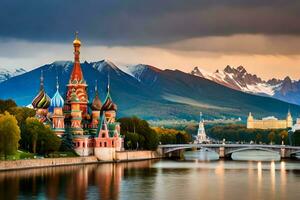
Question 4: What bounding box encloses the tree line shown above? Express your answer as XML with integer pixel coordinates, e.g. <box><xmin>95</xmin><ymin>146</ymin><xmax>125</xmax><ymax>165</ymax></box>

<box><xmin>206</xmin><ymin>124</ymin><xmax>290</xmax><ymax>145</ymax></box>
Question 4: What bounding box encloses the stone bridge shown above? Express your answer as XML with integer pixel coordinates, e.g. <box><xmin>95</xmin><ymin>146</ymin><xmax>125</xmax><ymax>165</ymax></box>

<box><xmin>158</xmin><ymin>144</ymin><xmax>300</xmax><ymax>159</ymax></box>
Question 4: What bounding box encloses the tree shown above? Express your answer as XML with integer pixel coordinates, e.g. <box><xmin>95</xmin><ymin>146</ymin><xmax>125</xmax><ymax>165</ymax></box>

<box><xmin>0</xmin><ymin>99</ymin><xmax>17</xmax><ymax>113</ymax></box>
<box><xmin>23</xmin><ymin>118</ymin><xmax>41</xmax><ymax>154</ymax></box>
<box><xmin>280</xmin><ymin>130</ymin><xmax>288</xmax><ymax>145</ymax></box>
<box><xmin>0</xmin><ymin>112</ymin><xmax>21</xmax><ymax>159</ymax></box>
<box><xmin>23</xmin><ymin>117</ymin><xmax>61</xmax><ymax>155</ymax></box>
<box><xmin>268</xmin><ymin>131</ymin><xmax>275</xmax><ymax>144</ymax></box>
<box><xmin>256</xmin><ymin>133</ymin><xmax>262</xmax><ymax>144</ymax></box>
<box><xmin>37</xmin><ymin>128</ymin><xmax>61</xmax><ymax>155</ymax></box>
<box><xmin>118</xmin><ymin>116</ymin><xmax>159</xmax><ymax>150</ymax></box>
<box><xmin>60</xmin><ymin>131</ymin><xmax>75</xmax><ymax>151</ymax></box>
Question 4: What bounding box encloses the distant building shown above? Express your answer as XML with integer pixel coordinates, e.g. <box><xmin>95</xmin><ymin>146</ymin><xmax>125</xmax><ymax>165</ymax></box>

<box><xmin>194</xmin><ymin>112</ymin><xmax>209</xmax><ymax>143</ymax></box>
<box><xmin>292</xmin><ymin>118</ymin><xmax>300</xmax><ymax>132</ymax></box>
<box><xmin>247</xmin><ymin>111</ymin><xmax>292</xmax><ymax>129</ymax></box>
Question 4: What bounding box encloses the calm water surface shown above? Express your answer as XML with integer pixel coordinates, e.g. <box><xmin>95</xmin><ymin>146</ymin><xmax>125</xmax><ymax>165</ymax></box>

<box><xmin>1</xmin><ymin>151</ymin><xmax>300</xmax><ymax>200</ymax></box>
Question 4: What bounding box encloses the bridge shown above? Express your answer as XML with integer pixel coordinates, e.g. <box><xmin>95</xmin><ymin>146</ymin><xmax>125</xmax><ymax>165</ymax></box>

<box><xmin>158</xmin><ymin>144</ymin><xmax>300</xmax><ymax>159</ymax></box>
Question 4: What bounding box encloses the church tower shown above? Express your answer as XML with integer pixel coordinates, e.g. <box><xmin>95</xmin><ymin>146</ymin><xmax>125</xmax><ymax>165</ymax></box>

<box><xmin>247</xmin><ymin>112</ymin><xmax>254</xmax><ymax>129</ymax></box>
<box><xmin>286</xmin><ymin>109</ymin><xmax>293</xmax><ymax>128</ymax></box>
<box><xmin>195</xmin><ymin>112</ymin><xmax>208</xmax><ymax>143</ymax></box>
<box><xmin>90</xmin><ymin>81</ymin><xmax>102</xmax><ymax>131</ymax></box>
<box><xmin>50</xmin><ymin>78</ymin><xmax>65</xmax><ymax>136</ymax></box>
<box><xmin>65</xmin><ymin>32</ymin><xmax>89</xmax><ymax>118</ymax></box>
<box><xmin>101</xmin><ymin>78</ymin><xmax>117</xmax><ymax>123</ymax></box>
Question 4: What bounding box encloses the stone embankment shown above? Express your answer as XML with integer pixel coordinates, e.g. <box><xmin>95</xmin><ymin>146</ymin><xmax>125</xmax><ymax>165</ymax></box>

<box><xmin>0</xmin><ymin>151</ymin><xmax>162</xmax><ymax>171</ymax></box>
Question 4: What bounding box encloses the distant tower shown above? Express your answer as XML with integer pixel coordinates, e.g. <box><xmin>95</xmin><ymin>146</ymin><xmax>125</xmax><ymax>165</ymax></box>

<box><xmin>247</xmin><ymin>112</ymin><xmax>254</xmax><ymax>129</ymax></box>
<box><xmin>286</xmin><ymin>109</ymin><xmax>293</xmax><ymax>128</ymax></box>
<box><xmin>70</xmin><ymin>89</ymin><xmax>83</xmax><ymax>135</ymax></box>
<box><xmin>195</xmin><ymin>112</ymin><xmax>208</xmax><ymax>143</ymax></box>
<box><xmin>65</xmin><ymin>32</ymin><xmax>89</xmax><ymax>117</ymax></box>
<box><xmin>50</xmin><ymin>77</ymin><xmax>65</xmax><ymax>136</ymax></box>
<box><xmin>101</xmin><ymin>76</ymin><xmax>117</xmax><ymax>123</ymax></box>
<box><xmin>90</xmin><ymin>81</ymin><xmax>102</xmax><ymax>131</ymax></box>
<box><xmin>32</xmin><ymin>70</ymin><xmax>51</xmax><ymax>123</ymax></box>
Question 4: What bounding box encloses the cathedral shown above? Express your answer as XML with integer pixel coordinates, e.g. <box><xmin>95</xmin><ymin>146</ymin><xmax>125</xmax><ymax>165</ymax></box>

<box><xmin>31</xmin><ymin>34</ymin><xmax>123</xmax><ymax>157</ymax></box>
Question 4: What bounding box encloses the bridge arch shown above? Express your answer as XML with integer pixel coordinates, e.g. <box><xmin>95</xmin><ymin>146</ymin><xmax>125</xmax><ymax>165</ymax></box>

<box><xmin>225</xmin><ymin>147</ymin><xmax>280</xmax><ymax>157</ymax></box>
<box><xmin>163</xmin><ymin>146</ymin><xmax>218</xmax><ymax>155</ymax></box>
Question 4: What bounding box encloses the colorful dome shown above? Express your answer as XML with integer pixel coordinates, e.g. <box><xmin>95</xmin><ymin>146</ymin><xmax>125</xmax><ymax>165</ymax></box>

<box><xmin>91</xmin><ymin>94</ymin><xmax>102</xmax><ymax>111</ymax></box>
<box><xmin>101</xmin><ymin>96</ymin><xmax>117</xmax><ymax>112</ymax></box>
<box><xmin>51</xmin><ymin>90</ymin><xmax>64</xmax><ymax>108</ymax></box>
<box><xmin>32</xmin><ymin>89</ymin><xmax>51</xmax><ymax>109</ymax></box>
<box><xmin>91</xmin><ymin>83</ymin><xmax>102</xmax><ymax>111</ymax></box>
<box><xmin>32</xmin><ymin>71</ymin><xmax>51</xmax><ymax>109</ymax></box>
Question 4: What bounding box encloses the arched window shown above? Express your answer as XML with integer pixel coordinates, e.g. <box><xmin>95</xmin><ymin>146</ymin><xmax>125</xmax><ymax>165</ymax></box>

<box><xmin>104</xmin><ymin>142</ymin><xmax>107</xmax><ymax>147</ymax></box>
<box><xmin>102</xmin><ymin>133</ymin><xmax>105</xmax><ymax>138</ymax></box>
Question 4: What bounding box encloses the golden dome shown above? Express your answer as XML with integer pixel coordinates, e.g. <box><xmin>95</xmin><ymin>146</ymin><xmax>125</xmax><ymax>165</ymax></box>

<box><xmin>73</xmin><ymin>31</ymin><xmax>81</xmax><ymax>45</ymax></box>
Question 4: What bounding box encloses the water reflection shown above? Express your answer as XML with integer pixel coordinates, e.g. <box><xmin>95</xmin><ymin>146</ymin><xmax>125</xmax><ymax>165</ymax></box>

<box><xmin>1</xmin><ymin>159</ymin><xmax>300</xmax><ymax>200</ymax></box>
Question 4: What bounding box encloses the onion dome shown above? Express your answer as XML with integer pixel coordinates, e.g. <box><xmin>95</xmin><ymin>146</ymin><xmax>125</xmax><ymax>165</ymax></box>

<box><xmin>73</xmin><ymin>31</ymin><xmax>81</xmax><ymax>46</ymax></box>
<box><xmin>32</xmin><ymin>71</ymin><xmax>51</xmax><ymax>109</ymax></box>
<box><xmin>70</xmin><ymin>89</ymin><xmax>80</xmax><ymax>102</ymax></box>
<box><xmin>50</xmin><ymin>78</ymin><xmax>64</xmax><ymax>108</ymax></box>
<box><xmin>101</xmin><ymin>80</ymin><xmax>117</xmax><ymax>112</ymax></box>
<box><xmin>91</xmin><ymin>82</ymin><xmax>102</xmax><ymax>111</ymax></box>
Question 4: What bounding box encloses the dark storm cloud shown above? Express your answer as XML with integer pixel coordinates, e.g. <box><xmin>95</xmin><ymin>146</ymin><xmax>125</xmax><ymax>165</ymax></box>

<box><xmin>1</xmin><ymin>0</ymin><xmax>300</xmax><ymax>45</ymax></box>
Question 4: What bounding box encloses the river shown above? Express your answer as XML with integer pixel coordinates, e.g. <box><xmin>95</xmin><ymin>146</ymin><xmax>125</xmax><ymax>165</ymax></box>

<box><xmin>1</xmin><ymin>150</ymin><xmax>300</xmax><ymax>200</ymax></box>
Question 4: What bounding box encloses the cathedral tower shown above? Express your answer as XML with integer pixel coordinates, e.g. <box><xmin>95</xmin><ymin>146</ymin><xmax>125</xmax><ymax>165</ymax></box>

<box><xmin>65</xmin><ymin>32</ymin><xmax>89</xmax><ymax>117</ymax></box>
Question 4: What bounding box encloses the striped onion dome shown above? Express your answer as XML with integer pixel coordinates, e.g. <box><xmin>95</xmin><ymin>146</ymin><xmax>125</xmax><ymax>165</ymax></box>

<box><xmin>32</xmin><ymin>71</ymin><xmax>51</xmax><ymax>109</ymax></box>
<box><xmin>101</xmin><ymin>85</ymin><xmax>117</xmax><ymax>112</ymax></box>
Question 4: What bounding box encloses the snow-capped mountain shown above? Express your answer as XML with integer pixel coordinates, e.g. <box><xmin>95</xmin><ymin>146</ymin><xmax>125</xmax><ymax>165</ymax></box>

<box><xmin>122</xmin><ymin>64</ymin><xmax>162</xmax><ymax>84</ymax></box>
<box><xmin>191</xmin><ymin>65</ymin><xmax>300</xmax><ymax>105</ymax></box>
<box><xmin>0</xmin><ymin>68</ymin><xmax>26</xmax><ymax>83</ymax></box>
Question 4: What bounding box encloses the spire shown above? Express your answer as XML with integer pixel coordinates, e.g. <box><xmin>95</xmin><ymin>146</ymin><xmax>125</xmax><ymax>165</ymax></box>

<box><xmin>70</xmin><ymin>32</ymin><xmax>84</xmax><ymax>83</ymax></box>
<box><xmin>56</xmin><ymin>76</ymin><xmax>59</xmax><ymax>90</ymax></box>
<box><xmin>95</xmin><ymin>80</ymin><xmax>98</xmax><ymax>94</ymax></box>
<box><xmin>199</xmin><ymin>112</ymin><xmax>203</xmax><ymax>122</ymax></box>
<box><xmin>107</xmin><ymin>73</ymin><xmax>110</xmax><ymax>94</ymax></box>
<box><xmin>40</xmin><ymin>70</ymin><xmax>44</xmax><ymax>91</ymax></box>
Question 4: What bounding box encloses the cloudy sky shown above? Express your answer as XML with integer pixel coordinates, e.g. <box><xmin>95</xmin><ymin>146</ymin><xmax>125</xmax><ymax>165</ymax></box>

<box><xmin>1</xmin><ymin>0</ymin><xmax>300</xmax><ymax>79</ymax></box>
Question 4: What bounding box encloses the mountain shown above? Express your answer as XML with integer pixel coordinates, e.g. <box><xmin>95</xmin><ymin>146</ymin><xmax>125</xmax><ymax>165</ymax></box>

<box><xmin>0</xmin><ymin>67</ymin><xmax>26</xmax><ymax>83</ymax></box>
<box><xmin>191</xmin><ymin>65</ymin><xmax>300</xmax><ymax>105</ymax></box>
<box><xmin>0</xmin><ymin>61</ymin><xmax>299</xmax><ymax>121</ymax></box>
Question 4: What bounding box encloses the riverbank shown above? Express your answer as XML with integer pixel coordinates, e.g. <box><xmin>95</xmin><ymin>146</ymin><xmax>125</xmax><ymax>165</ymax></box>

<box><xmin>0</xmin><ymin>150</ymin><xmax>162</xmax><ymax>171</ymax></box>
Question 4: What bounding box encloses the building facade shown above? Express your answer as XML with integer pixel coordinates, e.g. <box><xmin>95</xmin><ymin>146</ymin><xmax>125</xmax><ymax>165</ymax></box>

<box><xmin>31</xmin><ymin>34</ymin><xmax>123</xmax><ymax>158</ymax></box>
<box><xmin>247</xmin><ymin>111</ymin><xmax>293</xmax><ymax>129</ymax></box>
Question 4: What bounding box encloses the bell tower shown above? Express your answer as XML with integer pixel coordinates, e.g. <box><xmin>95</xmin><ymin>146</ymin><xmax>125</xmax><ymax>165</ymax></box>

<box><xmin>65</xmin><ymin>32</ymin><xmax>89</xmax><ymax>117</ymax></box>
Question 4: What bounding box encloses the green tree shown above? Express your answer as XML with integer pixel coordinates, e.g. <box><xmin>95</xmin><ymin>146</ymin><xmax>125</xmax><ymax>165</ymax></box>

<box><xmin>0</xmin><ymin>99</ymin><xmax>17</xmax><ymax>113</ymax></box>
<box><xmin>118</xmin><ymin>116</ymin><xmax>159</xmax><ymax>150</ymax></box>
<box><xmin>0</xmin><ymin>112</ymin><xmax>21</xmax><ymax>159</ymax></box>
<box><xmin>268</xmin><ymin>131</ymin><xmax>275</xmax><ymax>144</ymax></box>
<box><xmin>256</xmin><ymin>133</ymin><xmax>262</xmax><ymax>144</ymax></box>
<box><xmin>23</xmin><ymin>117</ymin><xmax>41</xmax><ymax>154</ymax></box>
<box><xmin>60</xmin><ymin>131</ymin><xmax>75</xmax><ymax>151</ymax></box>
<box><xmin>37</xmin><ymin>128</ymin><xmax>61</xmax><ymax>155</ymax></box>
<box><xmin>280</xmin><ymin>130</ymin><xmax>288</xmax><ymax>145</ymax></box>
